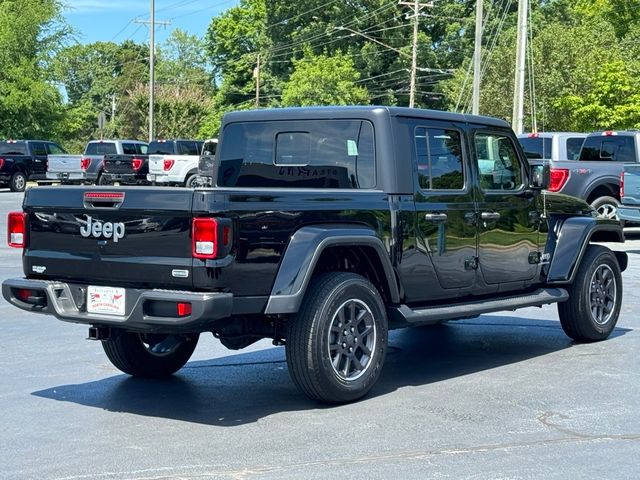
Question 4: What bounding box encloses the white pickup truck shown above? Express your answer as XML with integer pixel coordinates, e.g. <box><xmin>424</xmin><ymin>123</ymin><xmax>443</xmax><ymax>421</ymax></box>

<box><xmin>47</xmin><ymin>140</ymin><xmax>148</xmax><ymax>185</ymax></box>
<box><xmin>146</xmin><ymin>139</ymin><xmax>209</xmax><ymax>187</ymax></box>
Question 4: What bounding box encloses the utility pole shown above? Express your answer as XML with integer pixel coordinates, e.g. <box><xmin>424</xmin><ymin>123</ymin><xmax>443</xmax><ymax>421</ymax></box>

<box><xmin>400</xmin><ymin>1</ymin><xmax>433</xmax><ymax>108</ymax></box>
<box><xmin>512</xmin><ymin>0</ymin><xmax>528</xmax><ymax>134</ymax></box>
<box><xmin>111</xmin><ymin>94</ymin><xmax>116</xmax><ymax>121</ymax></box>
<box><xmin>135</xmin><ymin>5</ymin><xmax>171</xmax><ymax>142</ymax></box>
<box><xmin>254</xmin><ymin>54</ymin><xmax>261</xmax><ymax>109</ymax></box>
<box><xmin>472</xmin><ymin>0</ymin><xmax>483</xmax><ymax>115</ymax></box>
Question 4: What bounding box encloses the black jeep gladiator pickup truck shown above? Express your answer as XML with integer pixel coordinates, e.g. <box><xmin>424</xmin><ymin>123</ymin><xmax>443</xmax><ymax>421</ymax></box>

<box><xmin>2</xmin><ymin>107</ymin><xmax>627</xmax><ymax>403</ymax></box>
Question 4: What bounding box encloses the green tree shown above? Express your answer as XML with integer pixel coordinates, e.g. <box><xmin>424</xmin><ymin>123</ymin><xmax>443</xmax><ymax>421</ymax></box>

<box><xmin>0</xmin><ymin>0</ymin><xmax>68</xmax><ymax>139</ymax></box>
<box><xmin>156</xmin><ymin>29</ymin><xmax>213</xmax><ymax>91</ymax></box>
<box><xmin>282</xmin><ymin>50</ymin><xmax>370</xmax><ymax>106</ymax></box>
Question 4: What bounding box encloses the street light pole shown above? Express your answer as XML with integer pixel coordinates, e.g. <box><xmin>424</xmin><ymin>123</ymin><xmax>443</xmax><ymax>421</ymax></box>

<box><xmin>149</xmin><ymin>0</ymin><xmax>155</xmax><ymax>142</ymax></box>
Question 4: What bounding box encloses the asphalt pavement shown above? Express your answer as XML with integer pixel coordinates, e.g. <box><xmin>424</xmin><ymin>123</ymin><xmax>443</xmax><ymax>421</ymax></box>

<box><xmin>1</xmin><ymin>187</ymin><xmax>639</xmax><ymax>479</ymax></box>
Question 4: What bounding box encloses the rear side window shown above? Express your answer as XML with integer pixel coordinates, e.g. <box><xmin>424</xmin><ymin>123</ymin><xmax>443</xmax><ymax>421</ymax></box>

<box><xmin>566</xmin><ymin>137</ymin><xmax>585</xmax><ymax>160</ymax></box>
<box><xmin>518</xmin><ymin>136</ymin><xmax>551</xmax><ymax>159</ymax></box>
<box><xmin>202</xmin><ymin>140</ymin><xmax>217</xmax><ymax>156</ymax></box>
<box><xmin>148</xmin><ymin>141</ymin><xmax>175</xmax><ymax>155</ymax></box>
<box><xmin>0</xmin><ymin>142</ymin><xmax>27</xmax><ymax>155</ymax></box>
<box><xmin>178</xmin><ymin>141</ymin><xmax>199</xmax><ymax>155</ymax></box>
<box><xmin>135</xmin><ymin>143</ymin><xmax>148</xmax><ymax>155</ymax></box>
<box><xmin>122</xmin><ymin>143</ymin><xmax>137</xmax><ymax>155</ymax></box>
<box><xmin>85</xmin><ymin>142</ymin><xmax>117</xmax><ymax>155</ymax></box>
<box><xmin>580</xmin><ymin>136</ymin><xmax>636</xmax><ymax>162</ymax></box>
<box><xmin>414</xmin><ymin>127</ymin><xmax>464</xmax><ymax>190</ymax></box>
<box><xmin>218</xmin><ymin>120</ymin><xmax>375</xmax><ymax>189</ymax></box>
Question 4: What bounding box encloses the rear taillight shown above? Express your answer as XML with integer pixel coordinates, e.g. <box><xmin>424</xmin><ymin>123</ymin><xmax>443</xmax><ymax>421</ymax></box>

<box><xmin>620</xmin><ymin>171</ymin><xmax>625</xmax><ymax>198</ymax></box>
<box><xmin>177</xmin><ymin>302</ymin><xmax>192</xmax><ymax>317</ymax></box>
<box><xmin>192</xmin><ymin>218</ymin><xmax>218</xmax><ymax>259</ymax></box>
<box><xmin>8</xmin><ymin>212</ymin><xmax>26</xmax><ymax>248</ymax></box>
<box><xmin>132</xmin><ymin>158</ymin><xmax>143</xmax><ymax>171</ymax></box>
<box><xmin>80</xmin><ymin>157</ymin><xmax>90</xmax><ymax>170</ymax></box>
<box><xmin>0</xmin><ymin>158</ymin><xmax>4</xmax><ymax>169</ymax></box>
<box><xmin>548</xmin><ymin>168</ymin><xmax>569</xmax><ymax>192</ymax></box>
<box><xmin>163</xmin><ymin>159</ymin><xmax>175</xmax><ymax>171</ymax></box>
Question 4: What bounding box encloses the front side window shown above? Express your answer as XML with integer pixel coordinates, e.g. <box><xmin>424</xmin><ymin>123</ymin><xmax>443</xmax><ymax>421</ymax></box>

<box><xmin>178</xmin><ymin>141</ymin><xmax>199</xmax><ymax>155</ymax></box>
<box><xmin>475</xmin><ymin>133</ymin><xmax>523</xmax><ymax>191</ymax></box>
<box><xmin>414</xmin><ymin>127</ymin><xmax>464</xmax><ymax>190</ymax></box>
<box><xmin>218</xmin><ymin>120</ymin><xmax>375</xmax><ymax>189</ymax></box>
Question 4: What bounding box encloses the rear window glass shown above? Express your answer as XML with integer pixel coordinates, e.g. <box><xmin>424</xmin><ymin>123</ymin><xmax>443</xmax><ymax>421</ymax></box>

<box><xmin>518</xmin><ymin>137</ymin><xmax>552</xmax><ymax>159</ymax></box>
<box><xmin>202</xmin><ymin>140</ymin><xmax>217</xmax><ymax>156</ymax></box>
<box><xmin>218</xmin><ymin>120</ymin><xmax>375</xmax><ymax>189</ymax></box>
<box><xmin>580</xmin><ymin>136</ymin><xmax>636</xmax><ymax>162</ymax></box>
<box><xmin>0</xmin><ymin>142</ymin><xmax>27</xmax><ymax>155</ymax></box>
<box><xmin>148</xmin><ymin>141</ymin><xmax>175</xmax><ymax>155</ymax></box>
<box><xmin>122</xmin><ymin>143</ymin><xmax>137</xmax><ymax>155</ymax></box>
<box><xmin>566</xmin><ymin>137</ymin><xmax>584</xmax><ymax>160</ymax></box>
<box><xmin>85</xmin><ymin>142</ymin><xmax>117</xmax><ymax>155</ymax></box>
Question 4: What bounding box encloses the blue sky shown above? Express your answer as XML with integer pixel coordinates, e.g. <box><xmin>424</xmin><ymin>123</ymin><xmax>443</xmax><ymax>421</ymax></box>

<box><xmin>62</xmin><ymin>0</ymin><xmax>239</xmax><ymax>45</ymax></box>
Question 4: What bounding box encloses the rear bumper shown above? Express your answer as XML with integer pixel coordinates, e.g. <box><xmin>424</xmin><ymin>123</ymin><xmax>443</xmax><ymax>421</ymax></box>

<box><xmin>103</xmin><ymin>173</ymin><xmax>149</xmax><ymax>185</ymax></box>
<box><xmin>2</xmin><ymin>278</ymin><xmax>233</xmax><ymax>332</ymax></box>
<box><xmin>619</xmin><ymin>206</ymin><xmax>640</xmax><ymax>222</ymax></box>
<box><xmin>147</xmin><ymin>173</ymin><xmax>178</xmax><ymax>184</ymax></box>
<box><xmin>46</xmin><ymin>172</ymin><xmax>94</xmax><ymax>182</ymax></box>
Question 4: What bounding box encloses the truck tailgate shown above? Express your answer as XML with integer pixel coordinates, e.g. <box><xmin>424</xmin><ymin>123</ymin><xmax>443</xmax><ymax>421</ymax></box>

<box><xmin>148</xmin><ymin>155</ymin><xmax>166</xmax><ymax>175</ymax></box>
<box><xmin>47</xmin><ymin>155</ymin><xmax>83</xmax><ymax>174</ymax></box>
<box><xmin>23</xmin><ymin>187</ymin><xmax>195</xmax><ymax>289</ymax></box>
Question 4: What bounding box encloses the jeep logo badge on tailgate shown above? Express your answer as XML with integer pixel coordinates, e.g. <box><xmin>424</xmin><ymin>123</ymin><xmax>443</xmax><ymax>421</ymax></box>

<box><xmin>80</xmin><ymin>216</ymin><xmax>125</xmax><ymax>243</ymax></box>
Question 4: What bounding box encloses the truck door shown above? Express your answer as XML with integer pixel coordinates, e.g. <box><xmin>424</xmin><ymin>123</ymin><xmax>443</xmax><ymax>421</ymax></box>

<box><xmin>31</xmin><ymin>142</ymin><xmax>48</xmax><ymax>178</ymax></box>
<box><xmin>472</xmin><ymin>129</ymin><xmax>539</xmax><ymax>285</ymax></box>
<box><xmin>413</xmin><ymin>123</ymin><xmax>477</xmax><ymax>292</ymax></box>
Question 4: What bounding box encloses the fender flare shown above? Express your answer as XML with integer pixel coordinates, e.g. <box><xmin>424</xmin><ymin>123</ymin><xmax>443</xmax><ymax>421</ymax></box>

<box><xmin>547</xmin><ymin>216</ymin><xmax>626</xmax><ymax>284</ymax></box>
<box><xmin>264</xmin><ymin>224</ymin><xmax>400</xmax><ymax>314</ymax></box>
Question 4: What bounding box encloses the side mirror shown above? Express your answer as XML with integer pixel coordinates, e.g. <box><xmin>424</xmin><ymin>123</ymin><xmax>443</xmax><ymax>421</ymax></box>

<box><xmin>530</xmin><ymin>162</ymin><xmax>550</xmax><ymax>190</ymax></box>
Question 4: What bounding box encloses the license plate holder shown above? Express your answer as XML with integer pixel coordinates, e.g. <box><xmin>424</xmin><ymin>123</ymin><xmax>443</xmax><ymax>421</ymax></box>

<box><xmin>87</xmin><ymin>286</ymin><xmax>126</xmax><ymax>316</ymax></box>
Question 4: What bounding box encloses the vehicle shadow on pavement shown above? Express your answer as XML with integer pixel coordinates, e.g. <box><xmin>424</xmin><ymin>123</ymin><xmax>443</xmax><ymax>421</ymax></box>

<box><xmin>32</xmin><ymin>315</ymin><xmax>630</xmax><ymax>427</ymax></box>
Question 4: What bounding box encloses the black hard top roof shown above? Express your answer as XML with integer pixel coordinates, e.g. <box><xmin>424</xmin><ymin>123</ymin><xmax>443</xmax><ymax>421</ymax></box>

<box><xmin>223</xmin><ymin>106</ymin><xmax>510</xmax><ymax>129</ymax></box>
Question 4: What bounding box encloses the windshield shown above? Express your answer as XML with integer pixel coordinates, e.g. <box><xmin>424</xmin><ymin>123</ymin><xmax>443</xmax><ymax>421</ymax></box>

<box><xmin>0</xmin><ymin>142</ymin><xmax>27</xmax><ymax>155</ymax></box>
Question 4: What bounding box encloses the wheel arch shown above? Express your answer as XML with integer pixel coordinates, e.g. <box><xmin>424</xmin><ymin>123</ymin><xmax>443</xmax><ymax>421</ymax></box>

<box><xmin>264</xmin><ymin>225</ymin><xmax>401</xmax><ymax>315</ymax></box>
<box><xmin>547</xmin><ymin>216</ymin><xmax>626</xmax><ymax>284</ymax></box>
<box><xmin>585</xmin><ymin>181</ymin><xmax>620</xmax><ymax>203</ymax></box>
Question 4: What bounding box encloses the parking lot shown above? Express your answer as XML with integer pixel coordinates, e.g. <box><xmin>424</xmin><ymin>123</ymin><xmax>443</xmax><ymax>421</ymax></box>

<box><xmin>1</xmin><ymin>187</ymin><xmax>639</xmax><ymax>480</ymax></box>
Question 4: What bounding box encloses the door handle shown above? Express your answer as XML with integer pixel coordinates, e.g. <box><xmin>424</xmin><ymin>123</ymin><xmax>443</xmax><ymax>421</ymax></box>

<box><xmin>480</xmin><ymin>212</ymin><xmax>501</xmax><ymax>221</ymax></box>
<box><xmin>425</xmin><ymin>213</ymin><xmax>448</xmax><ymax>223</ymax></box>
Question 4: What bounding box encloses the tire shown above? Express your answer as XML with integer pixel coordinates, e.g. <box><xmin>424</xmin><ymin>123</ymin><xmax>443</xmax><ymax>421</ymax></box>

<box><xmin>9</xmin><ymin>171</ymin><xmax>27</xmax><ymax>192</ymax></box>
<box><xmin>590</xmin><ymin>196</ymin><xmax>620</xmax><ymax>221</ymax></box>
<box><xmin>97</xmin><ymin>173</ymin><xmax>110</xmax><ymax>186</ymax></box>
<box><xmin>102</xmin><ymin>331</ymin><xmax>199</xmax><ymax>378</ymax></box>
<box><xmin>558</xmin><ymin>245</ymin><xmax>622</xmax><ymax>342</ymax></box>
<box><xmin>184</xmin><ymin>174</ymin><xmax>198</xmax><ymax>188</ymax></box>
<box><xmin>286</xmin><ymin>272</ymin><xmax>388</xmax><ymax>403</ymax></box>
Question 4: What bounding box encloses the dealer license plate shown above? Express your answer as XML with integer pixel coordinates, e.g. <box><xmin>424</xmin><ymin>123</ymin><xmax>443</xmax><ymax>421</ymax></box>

<box><xmin>87</xmin><ymin>286</ymin><xmax>126</xmax><ymax>316</ymax></box>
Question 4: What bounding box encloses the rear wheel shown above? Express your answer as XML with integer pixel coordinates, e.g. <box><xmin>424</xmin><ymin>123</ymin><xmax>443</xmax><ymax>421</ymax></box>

<box><xmin>558</xmin><ymin>245</ymin><xmax>622</xmax><ymax>342</ymax></box>
<box><xmin>102</xmin><ymin>331</ymin><xmax>199</xmax><ymax>377</ymax></box>
<box><xmin>286</xmin><ymin>272</ymin><xmax>388</xmax><ymax>403</ymax></box>
<box><xmin>97</xmin><ymin>173</ymin><xmax>110</xmax><ymax>186</ymax></box>
<box><xmin>184</xmin><ymin>174</ymin><xmax>198</xmax><ymax>188</ymax></box>
<box><xmin>591</xmin><ymin>196</ymin><xmax>620</xmax><ymax>221</ymax></box>
<box><xmin>9</xmin><ymin>171</ymin><xmax>27</xmax><ymax>192</ymax></box>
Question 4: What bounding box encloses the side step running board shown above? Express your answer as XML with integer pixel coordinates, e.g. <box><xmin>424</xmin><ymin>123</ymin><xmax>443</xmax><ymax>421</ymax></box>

<box><xmin>388</xmin><ymin>288</ymin><xmax>569</xmax><ymax>327</ymax></box>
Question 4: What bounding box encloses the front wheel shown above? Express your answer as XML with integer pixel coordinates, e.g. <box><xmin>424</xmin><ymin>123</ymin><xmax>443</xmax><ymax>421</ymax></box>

<box><xmin>102</xmin><ymin>331</ymin><xmax>199</xmax><ymax>377</ymax></box>
<box><xmin>558</xmin><ymin>245</ymin><xmax>622</xmax><ymax>342</ymax></box>
<box><xmin>286</xmin><ymin>272</ymin><xmax>388</xmax><ymax>403</ymax></box>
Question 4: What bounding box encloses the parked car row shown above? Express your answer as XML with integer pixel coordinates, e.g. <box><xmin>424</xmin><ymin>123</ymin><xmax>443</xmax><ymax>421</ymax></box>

<box><xmin>0</xmin><ymin>137</ymin><xmax>218</xmax><ymax>192</ymax></box>
<box><xmin>517</xmin><ymin>130</ymin><xmax>640</xmax><ymax>221</ymax></box>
